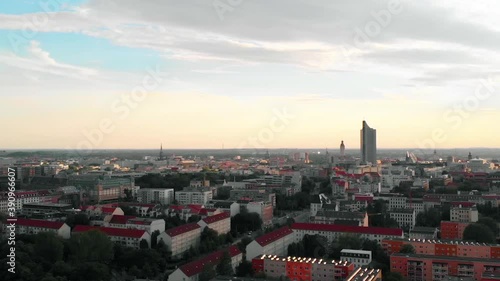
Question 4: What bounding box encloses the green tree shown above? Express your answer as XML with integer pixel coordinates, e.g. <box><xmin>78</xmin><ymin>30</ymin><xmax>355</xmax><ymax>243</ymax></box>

<box><xmin>236</xmin><ymin>260</ymin><xmax>254</xmax><ymax>277</ymax></box>
<box><xmin>140</xmin><ymin>239</ymin><xmax>149</xmax><ymax>249</ymax></box>
<box><xmin>399</xmin><ymin>244</ymin><xmax>416</xmax><ymax>254</ymax></box>
<box><xmin>216</xmin><ymin>251</ymin><xmax>234</xmax><ymax>276</ymax></box>
<box><xmin>151</xmin><ymin>230</ymin><xmax>160</xmax><ymax>249</ymax></box>
<box><xmin>199</xmin><ymin>264</ymin><xmax>216</xmax><ymax>281</ymax></box>
<box><xmin>33</xmin><ymin>232</ymin><xmax>64</xmax><ymax>265</ymax></box>
<box><xmin>384</xmin><ymin>272</ymin><xmax>405</xmax><ymax>281</ymax></box>
<box><xmin>68</xmin><ymin>230</ymin><xmax>114</xmax><ymax>263</ymax></box>
<box><xmin>477</xmin><ymin>217</ymin><xmax>499</xmax><ymax>237</ymax></box>
<box><xmin>463</xmin><ymin>223</ymin><xmax>496</xmax><ymax>243</ymax></box>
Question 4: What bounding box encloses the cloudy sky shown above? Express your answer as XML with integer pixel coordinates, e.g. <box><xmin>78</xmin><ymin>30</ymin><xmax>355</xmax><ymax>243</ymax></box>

<box><xmin>1</xmin><ymin>0</ymin><xmax>500</xmax><ymax>150</ymax></box>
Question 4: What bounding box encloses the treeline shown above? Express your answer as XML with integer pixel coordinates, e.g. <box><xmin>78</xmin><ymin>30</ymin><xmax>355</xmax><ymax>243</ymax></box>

<box><xmin>0</xmin><ymin>230</ymin><xmax>171</xmax><ymax>281</ymax></box>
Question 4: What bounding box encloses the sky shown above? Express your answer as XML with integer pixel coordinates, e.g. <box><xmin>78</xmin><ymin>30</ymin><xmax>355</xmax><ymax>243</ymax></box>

<box><xmin>1</xmin><ymin>0</ymin><xmax>500</xmax><ymax>150</ymax></box>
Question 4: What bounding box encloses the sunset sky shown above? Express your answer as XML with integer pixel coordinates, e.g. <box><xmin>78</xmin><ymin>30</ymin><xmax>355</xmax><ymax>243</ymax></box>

<box><xmin>1</xmin><ymin>0</ymin><xmax>500</xmax><ymax>150</ymax></box>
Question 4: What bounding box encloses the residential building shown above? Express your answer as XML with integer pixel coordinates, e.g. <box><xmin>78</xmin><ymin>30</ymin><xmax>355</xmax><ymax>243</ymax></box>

<box><xmin>246</xmin><ymin>227</ymin><xmax>295</xmax><ymax>261</ymax></box>
<box><xmin>14</xmin><ymin>218</ymin><xmax>71</xmax><ymax>239</ymax></box>
<box><xmin>252</xmin><ymin>255</ymin><xmax>355</xmax><ymax>281</ymax></box>
<box><xmin>347</xmin><ymin>268</ymin><xmax>382</xmax><ymax>281</ymax></box>
<box><xmin>409</xmin><ymin>227</ymin><xmax>438</xmax><ymax>240</ymax></box>
<box><xmin>340</xmin><ymin>249</ymin><xmax>372</xmax><ymax>268</ymax></box>
<box><xmin>311</xmin><ymin>210</ymin><xmax>368</xmax><ymax>227</ymax></box>
<box><xmin>73</xmin><ymin>225</ymin><xmax>151</xmax><ymax>249</ymax></box>
<box><xmin>382</xmin><ymin>238</ymin><xmax>500</xmax><ymax>259</ymax></box>
<box><xmin>229</xmin><ymin>189</ymin><xmax>276</xmax><ymax>207</ymax></box>
<box><xmin>168</xmin><ymin>246</ymin><xmax>242</xmax><ymax>281</ymax></box>
<box><xmin>197</xmin><ymin>212</ymin><xmax>231</xmax><ymax>234</ymax></box>
<box><xmin>247</xmin><ymin>201</ymin><xmax>273</xmax><ymax>226</ymax></box>
<box><xmin>69</xmin><ymin>175</ymin><xmax>134</xmax><ymax>204</ymax></box>
<box><xmin>206</xmin><ymin>200</ymin><xmax>240</xmax><ymax>217</ymax></box>
<box><xmin>440</xmin><ymin>221</ymin><xmax>470</xmax><ymax>240</ymax></box>
<box><xmin>125</xmin><ymin>217</ymin><xmax>165</xmax><ymax>234</ymax></box>
<box><xmin>157</xmin><ymin>223</ymin><xmax>201</xmax><ymax>258</ymax></box>
<box><xmin>137</xmin><ymin>188</ymin><xmax>174</xmax><ymax>205</ymax></box>
<box><xmin>389</xmin><ymin>208</ymin><xmax>416</xmax><ymax>230</ymax></box>
<box><xmin>175</xmin><ymin>190</ymin><xmax>212</xmax><ymax>205</ymax></box>
<box><xmin>360</xmin><ymin>120</ymin><xmax>377</xmax><ymax>165</ymax></box>
<box><xmin>291</xmin><ymin>223</ymin><xmax>404</xmax><ymax>245</ymax></box>
<box><xmin>450</xmin><ymin>205</ymin><xmax>479</xmax><ymax>223</ymax></box>
<box><xmin>21</xmin><ymin>202</ymin><xmax>73</xmax><ymax>217</ymax></box>
<box><xmin>391</xmin><ymin>253</ymin><xmax>500</xmax><ymax>281</ymax></box>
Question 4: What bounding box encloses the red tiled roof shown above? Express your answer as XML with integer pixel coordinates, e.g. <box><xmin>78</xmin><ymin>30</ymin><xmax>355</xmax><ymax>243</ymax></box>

<box><xmin>179</xmin><ymin>245</ymin><xmax>241</xmax><ymax>277</ymax></box>
<box><xmin>199</xmin><ymin>208</ymin><xmax>217</xmax><ymax>216</ymax></box>
<box><xmin>450</xmin><ymin>201</ymin><xmax>476</xmax><ymax>208</ymax></box>
<box><xmin>291</xmin><ymin>223</ymin><xmax>403</xmax><ymax>237</ymax></box>
<box><xmin>109</xmin><ymin>215</ymin><xmax>136</xmax><ymax>225</ymax></box>
<box><xmin>255</xmin><ymin>227</ymin><xmax>294</xmax><ymax>247</ymax></box>
<box><xmin>17</xmin><ymin>218</ymin><xmax>65</xmax><ymax>229</ymax></box>
<box><xmin>354</xmin><ymin>195</ymin><xmax>374</xmax><ymax>202</ymax></box>
<box><xmin>73</xmin><ymin>225</ymin><xmax>147</xmax><ymax>238</ymax></box>
<box><xmin>202</xmin><ymin>212</ymin><xmax>230</xmax><ymax>224</ymax></box>
<box><xmin>101</xmin><ymin>207</ymin><xmax>117</xmax><ymax>214</ymax></box>
<box><xmin>188</xmin><ymin>204</ymin><xmax>203</xmax><ymax>214</ymax></box>
<box><xmin>166</xmin><ymin>223</ymin><xmax>201</xmax><ymax>237</ymax></box>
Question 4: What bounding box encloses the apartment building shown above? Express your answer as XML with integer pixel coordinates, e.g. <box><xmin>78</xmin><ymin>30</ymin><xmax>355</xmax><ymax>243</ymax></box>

<box><xmin>14</xmin><ymin>218</ymin><xmax>71</xmax><ymax>239</ymax></box>
<box><xmin>409</xmin><ymin>227</ymin><xmax>438</xmax><ymax>240</ymax></box>
<box><xmin>247</xmin><ymin>201</ymin><xmax>273</xmax><ymax>226</ymax></box>
<box><xmin>175</xmin><ymin>190</ymin><xmax>212</xmax><ymax>205</ymax></box>
<box><xmin>291</xmin><ymin>223</ymin><xmax>404</xmax><ymax>245</ymax></box>
<box><xmin>157</xmin><ymin>223</ymin><xmax>201</xmax><ymax>259</ymax></box>
<box><xmin>246</xmin><ymin>227</ymin><xmax>295</xmax><ymax>261</ymax></box>
<box><xmin>347</xmin><ymin>268</ymin><xmax>383</xmax><ymax>281</ymax></box>
<box><xmin>69</xmin><ymin>175</ymin><xmax>134</xmax><ymax>204</ymax></box>
<box><xmin>168</xmin><ymin>246</ymin><xmax>242</xmax><ymax>281</ymax></box>
<box><xmin>340</xmin><ymin>249</ymin><xmax>372</xmax><ymax>268</ymax></box>
<box><xmin>197</xmin><ymin>212</ymin><xmax>231</xmax><ymax>234</ymax></box>
<box><xmin>137</xmin><ymin>188</ymin><xmax>174</xmax><ymax>205</ymax></box>
<box><xmin>440</xmin><ymin>221</ymin><xmax>470</xmax><ymax>240</ymax></box>
<box><xmin>106</xmin><ymin>215</ymin><xmax>165</xmax><ymax>234</ymax></box>
<box><xmin>252</xmin><ymin>255</ymin><xmax>355</xmax><ymax>281</ymax></box>
<box><xmin>205</xmin><ymin>200</ymin><xmax>240</xmax><ymax>217</ymax></box>
<box><xmin>73</xmin><ymin>225</ymin><xmax>151</xmax><ymax>249</ymax></box>
<box><xmin>391</xmin><ymin>253</ymin><xmax>500</xmax><ymax>281</ymax></box>
<box><xmin>450</xmin><ymin>205</ymin><xmax>479</xmax><ymax>223</ymax></box>
<box><xmin>389</xmin><ymin>208</ymin><xmax>416</xmax><ymax>230</ymax></box>
<box><xmin>382</xmin><ymin>238</ymin><xmax>500</xmax><ymax>259</ymax></box>
<box><xmin>311</xmin><ymin>211</ymin><xmax>368</xmax><ymax>227</ymax></box>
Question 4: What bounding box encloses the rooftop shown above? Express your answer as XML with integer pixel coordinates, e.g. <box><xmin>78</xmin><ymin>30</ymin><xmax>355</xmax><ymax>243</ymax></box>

<box><xmin>392</xmin><ymin>253</ymin><xmax>500</xmax><ymax>263</ymax></box>
<box><xmin>109</xmin><ymin>215</ymin><xmax>136</xmax><ymax>225</ymax></box>
<box><xmin>314</xmin><ymin>210</ymin><xmax>366</xmax><ymax>220</ymax></box>
<box><xmin>410</xmin><ymin>227</ymin><xmax>437</xmax><ymax>234</ymax></box>
<box><xmin>165</xmin><ymin>223</ymin><xmax>200</xmax><ymax>237</ymax></box>
<box><xmin>346</xmin><ymin>268</ymin><xmax>382</xmax><ymax>281</ymax></box>
<box><xmin>256</xmin><ymin>255</ymin><xmax>352</xmax><ymax>267</ymax></box>
<box><xmin>179</xmin><ymin>246</ymin><xmax>241</xmax><ymax>277</ymax></box>
<box><xmin>384</xmin><ymin>238</ymin><xmax>500</xmax><ymax>247</ymax></box>
<box><xmin>255</xmin><ymin>227</ymin><xmax>294</xmax><ymax>247</ymax></box>
<box><xmin>16</xmin><ymin>218</ymin><xmax>66</xmax><ymax>229</ymax></box>
<box><xmin>73</xmin><ymin>225</ymin><xmax>147</xmax><ymax>238</ymax></box>
<box><xmin>291</xmin><ymin>223</ymin><xmax>403</xmax><ymax>237</ymax></box>
<box><xmin>202</xmin><ymin>212</ymin><xmax>230</xmax><ymax>224</ymax></box>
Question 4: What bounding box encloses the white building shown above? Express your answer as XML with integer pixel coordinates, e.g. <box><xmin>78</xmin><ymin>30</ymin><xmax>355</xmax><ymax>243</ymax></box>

<box><xmin>389</xmin><ymin>208</ymin><xmax>416</xmax><ymax>230</ymax></box>
<box><xmin>291</xmin><ymin>223</ymin><xmax>404</xmax><ymax>245</ymax></box>
<box><xmin>206</xmin><ymin>200</ymin><xmax>240</xmax><ymax>217</ymax></box>
<box><xmin>389</xmin><ymin>197</ymin><xmax>407</xmax><ymax>210</ymax></box>
<box><xmin>197</xmin><ymin>212</ymin><xmax>231</xmax><ymax>234</ymax></box>
<box><xmin>175</xmin><ymin>190</ymin><xmax>213</xmax><ymax>205</ymax></box>
<box><xmin>450</xmin><ymin>206</ymin><xmax>479</xmax><ymax>223</ymax></box>
<box><xmin>157</xmin><ymin>223</ymin><xmax>201</xmax><ymax>258</ymax></box>
<box><xmin>137</xmin><ymin>188</ymin><xmax>174</xmax><ymax>205</ymax></box>
<box><xmin>246</xmin><ymin>227</ymin><xmax>295</xmax><ymax>261</ymax></box>
<box><xmin>468</xmin><ymin>158</ymin><xmax>494</xmax><ymax>173</ymax></box>
<box><xmin>340</xmin><ymin>249</ymin><xmax>372</xmax><ymax>268</ymax></box>
<box><xmin>15</xmin><ymin>218</ymin><xmax>71</xmax><ymax>239</ymax></box>
<box><xmin>73</xmin><ymin>225</ymin><xmax>151</xmax><ymax>249</ymax></box>
<box><xmin>168</xmin><ymin>246</ymin><xmax>242</xmax><ymax>281</ymax></box>
<box><xmin>247</xmin><ymin>201</ymin><xmax>274</xmax><ymax>226</ymax></box>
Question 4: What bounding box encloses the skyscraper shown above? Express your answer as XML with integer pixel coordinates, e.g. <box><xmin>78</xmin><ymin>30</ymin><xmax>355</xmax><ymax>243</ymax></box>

<box><xmin>340</xmin><ymin>140</ymin><xmax>345</xmax><ymax>157</ymax></box>
<box><xmin>360</xmin><ymin>121</ymin><xmax>377</xmax><ymax>165</ymax></box>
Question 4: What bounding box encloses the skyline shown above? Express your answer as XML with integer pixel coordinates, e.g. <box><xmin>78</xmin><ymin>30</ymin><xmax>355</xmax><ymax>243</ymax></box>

<box><xmin>1</xmin><ymin>0</ymin><xmax>500</xmax><ymax>149</ymax></box>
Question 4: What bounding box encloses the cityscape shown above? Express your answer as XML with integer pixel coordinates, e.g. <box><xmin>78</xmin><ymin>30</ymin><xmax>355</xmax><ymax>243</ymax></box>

<box><xmin>2</xmin><ymin>1</ymin><xmax>500</xmax><ymax>281</ymax></box>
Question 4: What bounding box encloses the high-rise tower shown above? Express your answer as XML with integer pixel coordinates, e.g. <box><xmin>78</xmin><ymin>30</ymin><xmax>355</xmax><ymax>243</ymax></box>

<box><xmin>360</xmin><ymin>121</ymin><xmax>377</xmax><ymax>165</ymax></box>
<box><xmin>159</xmin><ymin>143</ymin><xmax>164</xmax><ymax>160</ymax></box>
<box><xmin>340</xmin><ymin>140</ymin><xmax>345</xmax><ymax>158</ymax></box>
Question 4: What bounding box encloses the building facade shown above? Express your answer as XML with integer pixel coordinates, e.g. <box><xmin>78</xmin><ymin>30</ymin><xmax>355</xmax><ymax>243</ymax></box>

<box><xmin>157</xmin><ymin>223</ymin><xmax>201</xmax><ymax>258</ymax></box>
<box><xmin>137</xmin><ymin>188</ymin><xmax>174</xmax><ymax>205</ymax></box>
<box><xmin>360</xmin><ymin>121</ymin><xmax>377</xmax><ymax>165</ymax></box>
<box><xmin>246</xmin><ymin>227</ymin><xmax>295</xmax><ymax>261</ymax></box>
